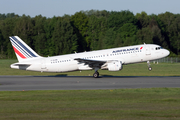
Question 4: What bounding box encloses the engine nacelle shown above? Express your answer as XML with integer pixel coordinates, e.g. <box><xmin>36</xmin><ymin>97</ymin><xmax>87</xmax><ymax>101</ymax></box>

<box><xmin>107</xmin><ymin>61</ymin><xmax>123</xmax><ymax>71</ymax></box>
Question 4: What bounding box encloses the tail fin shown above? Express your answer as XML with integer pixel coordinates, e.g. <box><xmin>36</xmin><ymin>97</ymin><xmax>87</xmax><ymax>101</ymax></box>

<box><xmin>9</xmin><ymin>36</ymin><xmax>41</xmax><ymax>62</ymax></box>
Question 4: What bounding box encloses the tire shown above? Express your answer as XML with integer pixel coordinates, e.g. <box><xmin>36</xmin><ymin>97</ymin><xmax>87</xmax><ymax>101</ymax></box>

<box><xmin>148</xmin><ymin>67</ymin><xmax>152</xmax><ymax>71</ymax></box>
<box><xmin>93</xmin><ymin>72</ymin><xmax>99</xmax><ymax>78</ymax></box>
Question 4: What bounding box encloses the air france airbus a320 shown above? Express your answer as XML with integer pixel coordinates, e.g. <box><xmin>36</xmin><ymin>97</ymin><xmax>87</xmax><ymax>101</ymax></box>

<box><xmin>9</xmin><ymin>36</ymin><xmax>170</xmax><ymax>78</ymax></box>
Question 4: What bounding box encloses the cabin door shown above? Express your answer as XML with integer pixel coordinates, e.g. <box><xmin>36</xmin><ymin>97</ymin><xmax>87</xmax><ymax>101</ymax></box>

<box><xmin>145</xmin><ymin>45</ymin><xmax>151</xmax><ymax>55</ymax></box>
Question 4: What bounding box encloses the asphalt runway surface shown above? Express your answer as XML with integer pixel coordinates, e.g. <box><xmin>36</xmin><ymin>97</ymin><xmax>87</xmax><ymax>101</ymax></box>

<box><xmin>0</xmin><ymin>76</ymin><xmax>180</xmax><ymax>91</ymax></box>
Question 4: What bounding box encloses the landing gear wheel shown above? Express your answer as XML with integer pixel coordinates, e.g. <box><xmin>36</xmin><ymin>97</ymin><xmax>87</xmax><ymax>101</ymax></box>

<box><xmin>148</xmin><ymin>67</ymin><xmax>152</xmax><ymax>71</ymax></box>
<box><xmin>147</xmin><ymin>61</ymin><xmax>152</xmax><ymax>71</ymax></box>
<box><xmin>93</xmin><ymin>72</ymin><xmax>99</xmax><ymax>78</ymax></box>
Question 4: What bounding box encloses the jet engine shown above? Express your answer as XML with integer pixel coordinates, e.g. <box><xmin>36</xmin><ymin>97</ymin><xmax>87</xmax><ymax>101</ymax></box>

<box><xmin>107</xmin><ymin>60</ymin><xmax>123</xmax><ymax>71</ymax></box>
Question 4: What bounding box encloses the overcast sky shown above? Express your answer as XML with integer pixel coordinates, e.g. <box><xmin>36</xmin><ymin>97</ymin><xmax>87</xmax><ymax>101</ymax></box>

<box><xmin>1</xmin><ymin>0</ymin><xmax>180</xmax><ymax>18</ymax></box>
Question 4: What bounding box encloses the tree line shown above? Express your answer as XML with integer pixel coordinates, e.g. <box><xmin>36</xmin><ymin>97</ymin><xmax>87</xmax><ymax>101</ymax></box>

<box><xmin>0</xmin><ymin>10</ymin><xmax>180</xmax><ymax>59</ymax></box>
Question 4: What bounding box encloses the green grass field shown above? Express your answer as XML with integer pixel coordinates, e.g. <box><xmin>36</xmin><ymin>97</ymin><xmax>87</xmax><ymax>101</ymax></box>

<box><xmin>0</xmin><ymin>88</ymin><xmax>180</xmax><ymax>120</ymax></box>
<box><xmin>0</xmin><ymin>59</ymin><xmax>180</xmax><ymax>76</ymax></box>
<box><xmin>0</xmin><ymin>59</ymin><xmax>180</xmax><ymax>120</ymax></box>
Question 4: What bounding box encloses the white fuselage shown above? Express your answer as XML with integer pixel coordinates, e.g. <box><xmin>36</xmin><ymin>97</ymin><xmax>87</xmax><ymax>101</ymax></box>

<box><xmin>11</xmin><ymin>44</ymin><xmax>170</xmax><ymax>72</ymax></box>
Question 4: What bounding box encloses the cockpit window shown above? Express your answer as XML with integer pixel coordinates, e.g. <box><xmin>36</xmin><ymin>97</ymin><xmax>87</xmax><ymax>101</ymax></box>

<box><xmin>155</xmin><ymin>47</ymin><xmax>163</xmax><ymax>50</ymax></box>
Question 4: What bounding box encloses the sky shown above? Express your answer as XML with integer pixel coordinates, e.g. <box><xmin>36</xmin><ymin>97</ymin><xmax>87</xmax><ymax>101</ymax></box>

<box><xmin>1</xmin><ymin>0</ymin><xmax>180</xmax><ymax>18</ymax></box>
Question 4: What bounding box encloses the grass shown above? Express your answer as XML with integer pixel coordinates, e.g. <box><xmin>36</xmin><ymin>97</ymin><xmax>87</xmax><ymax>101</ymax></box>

<box><xmin>0</xmin><ymin>88</ymin><xmax>180</xmax><ymax>120</ymax></box>
<box><xmin>0</xmin><ymin>59</ymin><xmax>180</xmax><ymax>76</ymax></box>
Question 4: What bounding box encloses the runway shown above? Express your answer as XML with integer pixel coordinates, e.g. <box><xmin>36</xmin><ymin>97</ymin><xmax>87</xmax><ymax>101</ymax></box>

<box><xmin>0</xmin><ymin>76</ymin><xmax>180</xmax><ymax>91</ymax></box>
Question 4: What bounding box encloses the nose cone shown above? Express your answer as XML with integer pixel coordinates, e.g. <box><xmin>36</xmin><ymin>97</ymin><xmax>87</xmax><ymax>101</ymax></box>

<box><xmin>164</xmin><ymin>49</ymin><xmax>170</xmax><ymax>57</ymax></box>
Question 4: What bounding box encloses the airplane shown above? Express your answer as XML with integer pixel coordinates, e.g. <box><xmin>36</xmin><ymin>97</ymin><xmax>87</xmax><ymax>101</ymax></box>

<box><xmin>9</xmin><ymin>36</ymin><xmax>170</xmax><ymax>78</ymax></box>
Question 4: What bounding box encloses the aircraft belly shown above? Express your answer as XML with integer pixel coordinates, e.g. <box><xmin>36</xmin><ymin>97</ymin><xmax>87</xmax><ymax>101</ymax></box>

<box><xmin>46</xmin><ymin>62</ymin><xmax>78</xmax><ymax>72</ymax></box>
<box><xmin>26</xmin><ymin>64</ymin><xmax>41</xmax><ymax>71</ymax></box>
<box><xmin>59</xmin><ymin>63</ymin><xmax>78</xmax><ymax>72</ymax></box>
<box><xmin>130</xmin><ymin>54</ymin><xmax>139</xmax><ymax>63</ymax></box>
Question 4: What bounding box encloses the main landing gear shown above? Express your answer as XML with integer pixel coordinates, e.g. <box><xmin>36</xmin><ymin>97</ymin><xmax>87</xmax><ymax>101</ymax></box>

<box><xmin>93</xmin><ymin>68</ymin><xmax>99</xmax><ymax>78</ymax></box>
<box><xmin>147</xmin><ymin>61</ymin><xmax>152</xmax><ymax>71</ymax></box>
<box><xmin>93</xmin><ymin>71</ymin><xmax>99</xmax><ymax>78</ymax></box>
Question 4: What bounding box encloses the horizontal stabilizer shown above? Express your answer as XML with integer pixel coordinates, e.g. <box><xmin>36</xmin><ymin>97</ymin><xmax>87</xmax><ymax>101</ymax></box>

<box><xmin>10</xmin><ymin>63</ymin><xmax>31</xmax><ymax>70</ymax></box>
<box><xmin>11</xmin><ymin>63</ymin><xmax>31</xmax><ymax>66</ymax></box>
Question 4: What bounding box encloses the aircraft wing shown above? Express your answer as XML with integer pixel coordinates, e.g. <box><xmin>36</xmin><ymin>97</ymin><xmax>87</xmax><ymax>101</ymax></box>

<box><xmin>74</xmin><ymin>58</ymin><xmax>106</xmax><ymax>68</ymax></box>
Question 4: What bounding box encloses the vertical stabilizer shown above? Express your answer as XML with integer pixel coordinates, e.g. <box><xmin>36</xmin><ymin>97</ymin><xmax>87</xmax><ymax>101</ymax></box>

<box><xmin>9</xmin><ymin>36</ymin><xmax>41</xmax><ymax>62</ymax></box>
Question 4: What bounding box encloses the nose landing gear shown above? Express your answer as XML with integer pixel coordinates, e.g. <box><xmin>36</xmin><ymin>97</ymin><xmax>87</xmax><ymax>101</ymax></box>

<box><xmin>147</xmin><ymin>61</ymin><xmax>152</xmax><ymax>71</ymax></box>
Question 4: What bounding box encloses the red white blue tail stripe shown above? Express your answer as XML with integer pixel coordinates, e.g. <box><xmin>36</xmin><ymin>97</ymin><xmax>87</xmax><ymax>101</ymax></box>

<box><xmin>9</xmin><ymin>36</ymin><xmax>39</xmax><ymax>60</ymax></box>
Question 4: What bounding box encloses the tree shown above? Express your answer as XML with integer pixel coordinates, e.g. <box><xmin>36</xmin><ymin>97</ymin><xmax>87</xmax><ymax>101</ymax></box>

<box><xmin>136</xmin><ymin>27</ymin><xmax>153</xmax><ymax>44</ymax></box>
<box><xmin>170</xmin><ymin>15</ymin><xmax>180</xmax><ymax>55</ymax></box>
<box><xmin>13</xmin><ymin>15</ymin><xmax>34</xmax><ymax>48</ymax></box>
<box><xmin>44</xmin><ymin>17</ymin><xmax>58</xmax><ymax>56</ymax></box>
<box><xmin>33</xmin><ymin>15</ymin><xmax>47</xmax><ymax>56</ymax></box>
<box><xmin>87</xmin><ymin>14</ymin><xmax>107</xmax><ymax>50</ymax></box>
<box><xmin>71</xmin><ymin>11</ymin><xmax>89</xmax><ymax>51</ymax></box>
<box><xmin>52</xmin><ymin>17</ymin><xmax>78</xmax><ymax>55</ymax></box>
<box><xmin>107</xmin><ymin>10</ymin><xmax>137</xmax><ymax>30</ymax></box>
<box><xmin>0</xmin><ymin>29</ymin><xmax>5</xmax><ymax>58</ymax></box>
<box><xmin>118</xmin><ymin>23</ymin><xmax>138</xmax><ymax>46</ymax></box>
<box><xmin>0</xmin><ymin>10</ymin><xmax>180</xmax><ymax>58</ymax></box>
<box><xmin>136</xmin><ymin>11</ymin><xmax>150</xmax><ymax>29</ymax></box>
<box><xmin>158</xmin><ymin>12</ymin><xmax>179</xmax><ymax>55</ymax></box>
<box><xmin>0</xmin><ymin>17</ymin><xmax>16</xmax><ymax>58</ymax></box>
<box><xmin>103</xmin><ymin>28</ymin><xmax>117</xmax><ymax>48</ymax></box>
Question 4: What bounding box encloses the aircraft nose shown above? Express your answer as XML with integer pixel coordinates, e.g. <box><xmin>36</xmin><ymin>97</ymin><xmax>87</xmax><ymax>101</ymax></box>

<box><xmin>165</xmin><ymin>49</ymin><xmax>170</xmax><ymax>56</ymax></box>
